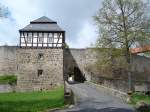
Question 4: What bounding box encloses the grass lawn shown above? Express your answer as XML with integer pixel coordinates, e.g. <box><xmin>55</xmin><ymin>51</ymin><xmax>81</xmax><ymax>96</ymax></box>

<box><xmin>0</xmin><ymin>87</ymin><xmax>64</xmax><ymax>112</ymax></box>
<box><xmin>131</xmin><ymin>93</ymin><xmax>150</xmax><ymax>105</ymax></box>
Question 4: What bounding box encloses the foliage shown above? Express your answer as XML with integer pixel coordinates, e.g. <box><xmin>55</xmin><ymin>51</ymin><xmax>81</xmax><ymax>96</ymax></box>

<box><xmin>92</xmin><ymin>0</ymin><xmax>150</xmax><ymax>88</ymax></box>
<box><xmin>95</xmin><ymin>48</ymin><xmax>125</xmax><ymax>64</ymax></box>
<box><xmin>85</xmin><ymin>48</ymin><xmax>128</xmax><ymax>78</ymax></box>
<box><xmin>96</xmin><ymin>48</ymin><xmax>128</xmax><ymax>69</ymax></box>
<box><xmin>94</xmin><ymin>0</ymin><xmax>150</xmax><ymax>63</ymax></box>
<box><xmin>0</xmin><ymin>75</ymin><xmax>17</xmax><ymax>85</ymax></box>
<box><xmin>64</xmin><ymin>43</ymin><xmax>69</xmax><ymax>49</ymax></box>
<box><xmin>131</xmin><ymin>93</ymin><xmax>150</xmax><ymax>105</ymax></box>
<box><xmin>0</xmin><ymin>87</ymin><xmax>64</xmax><ymax>112</ymax></box>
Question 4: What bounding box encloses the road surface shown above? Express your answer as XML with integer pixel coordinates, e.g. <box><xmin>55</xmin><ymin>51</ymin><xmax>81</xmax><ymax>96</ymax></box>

<box><xmin>55</xmin><ymin>83</ymin><xmax>136</xmax><ymax>112</ymax></box>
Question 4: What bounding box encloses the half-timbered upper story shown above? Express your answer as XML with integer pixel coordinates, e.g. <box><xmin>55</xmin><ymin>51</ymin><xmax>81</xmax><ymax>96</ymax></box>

<box><xmin>19</xmin><ymin>16</ymin><xmax>65</xmax><ymax>48</ymax></box>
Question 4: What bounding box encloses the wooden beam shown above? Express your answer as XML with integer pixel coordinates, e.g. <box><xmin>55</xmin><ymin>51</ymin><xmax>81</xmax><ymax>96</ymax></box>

<box><xmin>37</xmin><ymin>32</ymin><xmax>39</xmax><ymax>47</ymax></box>
<box><xmin>20</xmin><ymin>42</ymin><xmax>62</xmax><ymax>44</ymax></box>
<box><xmin>62</xmin><ymin>32</ymin><xmax>65</xmax><ymax>49</ymax></box>
<box><xmin>19</xmin><ymin>30</ymin><xmax>64</xmax><ymax>33</ymax></box>
<box><xmin>20</xmin><ymin>46</ymin><xmax>63</xmax><ymax>49</ymax></box>
<box><xmin>27</xmin><ymin>32</ymin><xmax>29</xmax><ymax>47</ymax></box>
<box><xmin>47</xmin><ymin>33</ymin><xmax>49</xmax><ymax>48</ymax></box>
<box><xmin>52</xmin><ymin>33</ymin><xmax>54</xmax><ymax>48</ymax></box>
<box><xmin>32</xmin><ymin>32</ymin><xmax>33</xmax><ymax>47</ymax></box>
<box><xmin>56</xmin><ymin>33</ymin><xmax>60</xmax><ymax>47</ymax></box>
<box><xmin>42</xmin><ymin>32</ymin><xmax>44</xmax><ymax>47</ymax></box>
<box><xmin>19</xmin><ymin>32</ymin><xmax>21</xmax><ymax>47</ymax></box>
<box><xmin>23</xmin><ymin>32</ymin><xmax>27</xmax><ymax>47</ymax></box>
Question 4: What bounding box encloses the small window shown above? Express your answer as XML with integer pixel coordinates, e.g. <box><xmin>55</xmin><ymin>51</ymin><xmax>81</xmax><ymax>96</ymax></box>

<box><xmin>38</xmin><ymin>69</ymin><xmax>43</xmax><ymax>77</ymax></box>
<box><xmin>38</xmin><ymin>53</ymin><xmax>44</xmax><ymax>60</ymax></box>
<box><xmin>17</xmin><ymin>65</ymin><xmax>19</xmax><ymax>71</ymax></box>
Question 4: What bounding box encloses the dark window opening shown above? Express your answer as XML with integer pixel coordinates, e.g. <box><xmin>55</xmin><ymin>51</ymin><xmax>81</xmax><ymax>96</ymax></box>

<box><xmin>17</xmin><ymin>65</ymin><xmax>19</xmax><ymax>71</ymax></box>
<box><xmin>38</xmin><ymin>53</ymin><xmax>44</xmax><ymax>60</ymax></box>
<box><xmin>38</xmin><ymin>69</ymin><xmax>43</xmax><ymax>77</ymax></box>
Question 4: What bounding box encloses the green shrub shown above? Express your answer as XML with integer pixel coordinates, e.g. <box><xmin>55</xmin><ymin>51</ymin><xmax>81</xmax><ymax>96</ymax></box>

<box><xmin>0</xmin><ymin>75</ymin><xmax>17</xmax><ymax>85</ymax></box>
<box><xmin>131</xmin><ymin>93</ymin><xmax>150</xmax><ymax>105</ymax></box>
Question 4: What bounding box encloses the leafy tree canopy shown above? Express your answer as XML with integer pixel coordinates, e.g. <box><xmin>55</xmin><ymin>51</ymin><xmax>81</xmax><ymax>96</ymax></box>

<box><xmin>94</xmin><ymin>0</ymin><xmax>150</xmax><ymax>63</ymax></box>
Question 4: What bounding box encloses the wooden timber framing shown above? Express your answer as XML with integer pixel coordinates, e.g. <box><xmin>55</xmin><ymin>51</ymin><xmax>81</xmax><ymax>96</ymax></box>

<box><xmin>19</xmin><ymin>31</ymin><xmax>65</xmax><ymax>49</ymax></box>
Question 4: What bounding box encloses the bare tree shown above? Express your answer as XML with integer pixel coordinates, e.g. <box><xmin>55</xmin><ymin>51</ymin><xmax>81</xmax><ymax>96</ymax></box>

<box><xmin>94</xmin><ymin>0</ymin><xmax>150</xmax><ymax>91</ymax></box>
<box><xmin>0</xmin><ymin>3</ymin><xmax>9</xmax><ymax>18</ymax></box>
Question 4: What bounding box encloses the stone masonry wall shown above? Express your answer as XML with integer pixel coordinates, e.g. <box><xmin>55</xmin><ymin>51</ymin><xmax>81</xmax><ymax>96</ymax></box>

<box><xmin>16</xmin><ymin>48</ymin><xmax>63</xmax><ymax>92</ymax></box>
<box><xmin>64</xmin><ymin>48</ymin><xmax>99</xmax><ymax>81</ymax></box>
<box><xmin>0</xmin><ymin>46</ymin><xmax>17</xmax><ymax>76</ymax></box>
<box><xmin>65</xmin><ymin>48</ymin><xmax>150</xmax><ymax>80</ymax></box>
<box><xmin>64</xmin><ymin>48</ymin><xmax>150</xmax><ymax>92</ymax></box>
<box><xmin>0</xmin><ymin>46</ymin><xmax>149</xmax><ymax>92</ymax></box>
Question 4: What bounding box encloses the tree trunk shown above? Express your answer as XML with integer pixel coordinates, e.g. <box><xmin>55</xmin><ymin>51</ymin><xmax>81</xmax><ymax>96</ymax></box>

<box><xmin>119</xmin><ymin>0</ymin><xmax>132</xmax><ymax>91</ymax></box>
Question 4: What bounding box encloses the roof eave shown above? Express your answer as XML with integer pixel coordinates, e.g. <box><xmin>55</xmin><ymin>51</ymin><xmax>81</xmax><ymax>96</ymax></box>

<box><xmin>30</xmin><ymin>22</ymin><xmax>57</xmax><ymax>24</ymax></box>
<box><xmin>19</xmin><ymin>29</ymin><xmax>65</xmax><ymax>33</ymax></box>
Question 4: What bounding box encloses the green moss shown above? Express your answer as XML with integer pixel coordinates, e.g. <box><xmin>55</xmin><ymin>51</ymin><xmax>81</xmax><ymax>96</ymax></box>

<box><xmin>0</xmin><ymin>75</ymin><xmax>17</xmax><ymax>85</ymax></box>
<box><xmin>0</xmin><ymin>87</ymin><xmax>65</xmax><ymax>112</ymax></box>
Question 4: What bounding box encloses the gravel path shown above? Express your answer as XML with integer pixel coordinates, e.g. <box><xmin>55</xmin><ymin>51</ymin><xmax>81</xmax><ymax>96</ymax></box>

<box><xmin>55</xmin><ymin>83</ymin><xmax>136</xmax><ymax>112</ymax></box>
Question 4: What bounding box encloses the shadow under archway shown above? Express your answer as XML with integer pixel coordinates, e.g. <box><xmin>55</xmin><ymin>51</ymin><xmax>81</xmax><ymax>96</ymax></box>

<box><xmin>64</xmin><ymin>48</ymin><xmax>86</xmax><ymax>83</ymax></box>
<box><xmin>74</xmin><ymin>67</ymin><xmax>86</xmax><ymax>83</ymax></box>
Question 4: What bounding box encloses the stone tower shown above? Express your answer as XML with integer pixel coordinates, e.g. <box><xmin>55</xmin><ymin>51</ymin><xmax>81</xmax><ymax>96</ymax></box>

<box><xmin>17</xmin><ymin>16</ymin><xmax>65</xmax><ymax>91</ymax></box>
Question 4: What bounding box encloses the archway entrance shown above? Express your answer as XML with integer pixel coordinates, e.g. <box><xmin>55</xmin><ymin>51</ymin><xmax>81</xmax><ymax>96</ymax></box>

<box><xmin>74</xmin><ymin>67</ymin><xmax>86</xmax><ymax>83</ymax></box>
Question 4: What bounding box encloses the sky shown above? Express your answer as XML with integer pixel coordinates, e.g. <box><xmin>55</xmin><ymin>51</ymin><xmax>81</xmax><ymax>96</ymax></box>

<box><xmin>0</xmin><ymin>0</ymin><xmax>102</xmax><ymax>48</ymax></box>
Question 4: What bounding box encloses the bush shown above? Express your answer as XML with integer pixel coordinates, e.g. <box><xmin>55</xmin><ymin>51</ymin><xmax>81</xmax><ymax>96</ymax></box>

<box><xmin>131</xmin><ymin>94</ymin><xmax>150</xmax><ymax>105</ymax></box>
<box><xmin>0</xmin><ymin>75</ymin><xmax>17</xmax><ymax>85</ymax></box>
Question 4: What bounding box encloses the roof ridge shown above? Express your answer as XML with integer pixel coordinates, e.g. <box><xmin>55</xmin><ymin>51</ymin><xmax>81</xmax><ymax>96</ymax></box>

<box><xmin>30</xmin><ymin>16</ymin><xmax>57</xmax><ymax>24</ymax></box>
<box><xmin>19</xmin><ymin>16</ymin><xmax>64</xmax><ymax>32</ymax></box>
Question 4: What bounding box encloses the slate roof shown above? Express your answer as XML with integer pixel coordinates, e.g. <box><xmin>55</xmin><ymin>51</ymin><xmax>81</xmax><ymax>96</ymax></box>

<box><xmin>30</xmin><ymin>16</ymin><xmax>57</xmax><ymax>24</ymax></box>
<box><xmin>19</xmin><ymin>16</ymin><xmax>64</xmax><ymax>32</ymax></box>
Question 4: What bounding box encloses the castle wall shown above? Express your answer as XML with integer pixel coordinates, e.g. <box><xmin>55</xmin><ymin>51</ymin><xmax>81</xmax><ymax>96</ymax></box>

<box><xmin>64</xmin><ymin>49</ymin><xmax>150</xmax><ymax>81</ymax></box>
<box><xmin>16</xmin><ymin>48</ymin><xmax>63</xmax><ymax>92</ymax></box>
<box><xmin>0</xmin><ymin>46</ymin><xmax>17</xmax><ymax>75</ymax></box>
<box><xmin>0</xmin><ymin>46</ymin><xmax>149</xmax><ymax>92</ymax></box>
<box><xmin>64</xmin><ymin>48</ymin><xmax>150</xmax><ymax>92</ymax></box>
<box><xmin>64</xmin><ymin>49</ymin><xmax>98</xmax><ymax>81</ymax></box>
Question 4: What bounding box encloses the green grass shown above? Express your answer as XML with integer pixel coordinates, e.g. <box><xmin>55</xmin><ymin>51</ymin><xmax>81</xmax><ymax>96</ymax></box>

<box><xmin>0</xmin><ymin>75</ymin><xmax>17</xmax><ymax>85</ymax></box>
<box><xmin>0</xmin><ymin>87</ymin><xmax>65</xmax><ymax>112</ymax></box>
<box><xmin>131</xmin><ymin>93</ymin><xmax>150</xmax><ymax>105</ymax></box>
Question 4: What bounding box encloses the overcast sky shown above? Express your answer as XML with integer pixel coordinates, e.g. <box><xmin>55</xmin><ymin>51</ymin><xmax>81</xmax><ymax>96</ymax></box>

<box><xmin>0</xmin><ymin>0</ymin><xmax>102</xmax><ymax>48</ymax></box>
